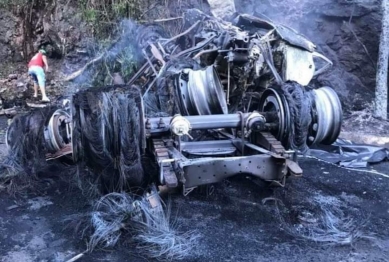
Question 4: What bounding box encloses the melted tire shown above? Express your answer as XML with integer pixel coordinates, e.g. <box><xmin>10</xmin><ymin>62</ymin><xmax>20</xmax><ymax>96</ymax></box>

<box><xmin>72</xmin><ymin>86</ymin><xmax>145</xmax><ymax>193</ymax></box>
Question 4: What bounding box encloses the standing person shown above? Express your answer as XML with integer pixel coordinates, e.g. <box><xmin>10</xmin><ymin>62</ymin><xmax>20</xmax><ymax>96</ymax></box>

<box><xmin>28</xmin><ymin>49</ymin><xmax>50</xmax><ymax>102</ymax></box>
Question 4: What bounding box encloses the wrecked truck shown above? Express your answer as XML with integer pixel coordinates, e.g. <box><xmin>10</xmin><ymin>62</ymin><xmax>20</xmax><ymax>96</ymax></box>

<box><xmin>5</xmin><ymin>9</ymin><xmax>342</xmax><ymax>195</ymax></box>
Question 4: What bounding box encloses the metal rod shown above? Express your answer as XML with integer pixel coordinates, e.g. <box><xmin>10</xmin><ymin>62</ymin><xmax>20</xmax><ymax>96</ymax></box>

<box><xmin>154</xmin><ymin>17</ymin><xmax>183</xmax><ymax>23</ymax></box>
<box><xmin>164</xmin><ymin>21</ymin><xmax>200</xmax><ymax>45</ymax></box>
<box><xmin>227</xmin><ymin>62</ymin><xmax>231</xmax><ymax>105</ymax></box>
<box><xmin>127</xmin><ymin>62</ymin><xmax>149</xmax><ymax>85</ymax></box>
<box><xmin>147</xmin><ymin>112</ymin><xmax>278</xmax><ymax>134</ymax></box>
<box><xmin>143</xmin><ymin>77</ymin><xmax>158</xmax><ymax>98</ymax></box>
<box><xmin>143</xmin><ymin>49</ymin><xmax>159</xmax><ymax>76</ymax></box>
<box><xmin>193</xmin><ymin>48</ymin><xmax>218</xmax><ymax>59</ymax></box>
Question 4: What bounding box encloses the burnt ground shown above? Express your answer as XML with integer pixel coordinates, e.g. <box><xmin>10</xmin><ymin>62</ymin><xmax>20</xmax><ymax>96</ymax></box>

<box><xmin>0</xmin><ymin>116</ymin><xmax>389</xmax><ymax>261</ymax></box>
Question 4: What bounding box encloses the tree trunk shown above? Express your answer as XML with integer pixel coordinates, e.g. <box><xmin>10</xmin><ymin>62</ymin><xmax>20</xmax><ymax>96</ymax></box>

<box><xmin>375</xmin><ymin>0</ymin><xmax>389</xmax><ymax>119</ymax></box>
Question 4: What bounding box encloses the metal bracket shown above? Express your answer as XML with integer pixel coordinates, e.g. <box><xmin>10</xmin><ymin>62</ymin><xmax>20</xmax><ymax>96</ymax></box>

<box><xmin>253</xmin><ymin>132</ymin><xmax>286</xmax><ymax>155</ymax></box>
<box><xmin>183</xmin><ymin>186</ymin><xmax>196</xmax><ymax>196</ymax></box>
<box><xmin>152</xmin><ymin>139</ymin><xmax>178</xmax><ymax>188</ymax></box>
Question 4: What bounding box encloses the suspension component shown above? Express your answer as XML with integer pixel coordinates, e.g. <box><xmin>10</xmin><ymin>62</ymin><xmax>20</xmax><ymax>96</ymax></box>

<box><xmin>170</xmin><ymin>114</ymin><xmax>192</xmax><ymax>139</ymax></box>
<box><xmin>245</xmin><ymin>112</ymin><xmax>266</xmax><ymax>137</ymax></box>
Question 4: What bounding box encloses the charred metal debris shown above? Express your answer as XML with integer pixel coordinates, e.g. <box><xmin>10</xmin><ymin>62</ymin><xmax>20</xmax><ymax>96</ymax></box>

<box><xmin>5</xmin><ymin>9</ymin><xmax>343</xmax><ymax>195</ymax></box>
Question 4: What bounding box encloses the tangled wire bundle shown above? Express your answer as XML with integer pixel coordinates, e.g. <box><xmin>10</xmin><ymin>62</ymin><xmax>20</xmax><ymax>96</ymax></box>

<box><xmin>85</xmin><ymin>188</ymin><xmax>200</xmax><ymax>260</ymax></box>
<box><xmin>267</xmin><ymin>191</ymin><xmax>377</xmax><ymax>246</ymax></box>
<box><xmin>71</xmin><ymin>86</ymin><xmax>145</xmax><ymax>193</ymax></box>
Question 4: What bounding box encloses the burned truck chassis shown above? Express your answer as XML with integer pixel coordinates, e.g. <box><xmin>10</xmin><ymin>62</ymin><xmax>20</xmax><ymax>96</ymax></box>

<box><xmin>6</xmin><ymin>9</ymin><xmax>343</xmax><ymax>195</ymax></box>
<box><xmin>147</xmin><ymin>112</ymin><xmax>302</xmax><ymax>193</ymax></box>
<box><xmin>39</xmin><ymin>107</ymin><xmax>303</xmax><ymax>194</ymax></box>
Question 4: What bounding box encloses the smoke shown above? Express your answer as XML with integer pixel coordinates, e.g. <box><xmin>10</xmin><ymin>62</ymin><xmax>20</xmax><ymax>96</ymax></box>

<box><xmin>234</xmin><ymin>0</ymin><xmax>326</xmax><ymax>35</ymax></box>
<box><xmin>62</xmin><ymin>18</ymin><xmax>143</xmax><ymax>91</ymax></box>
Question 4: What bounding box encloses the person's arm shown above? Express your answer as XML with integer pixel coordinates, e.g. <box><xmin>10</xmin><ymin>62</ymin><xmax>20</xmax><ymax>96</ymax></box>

<box><xmin>42</xmin><ymin>55</ymin><xmax>49</xmax><ymax>71</ymax></box>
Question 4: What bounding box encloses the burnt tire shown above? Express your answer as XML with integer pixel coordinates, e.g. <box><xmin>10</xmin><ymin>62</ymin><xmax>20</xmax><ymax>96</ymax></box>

<box><xmin>259</xmin><ymin>81</ymin><xmax>312</xmax><ymax>152</ymax></box>
<box><xmin>5</xmin><ymin>106</ymin><xmax>59</xmax><ymax>175</ymax></box>
<box><xmin>72</xmin><ymin>86</ymin><xmax>145</xmax><ymax>193</ymax></box>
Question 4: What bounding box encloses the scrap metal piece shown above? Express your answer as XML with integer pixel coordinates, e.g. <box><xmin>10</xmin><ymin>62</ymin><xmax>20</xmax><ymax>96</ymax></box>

<box><xmin>149</xmin><ymin>43</ymin><xmax>166</xmax><ymax>65</ymax></box>
<box><xmin>180</xmin><ymin>140</ymin><xmax>237</xmax><ymax>156</ymax></box>
<box><xmin>147</xmin><ymin>112</ymin><xmax>276</xmax><ymax>135</ymax></box>
<box><xmin>234</xmin><ymin>14</ymin><xmax>316</xmax><ymax>52</ymax></box>
<box><xmin>285</xmin><ymin>159</ymin><xmax>303</xmax><ymax>176</ymax></box>
<box><xmin>253</xmin><ymin>132</ymin><xmax>286</xmax><ymax>155</ymax></box>
<box><xmin>282</xmin><ymin>44</ymin><xmax>315</xmax><ymax>86</ymax></box>
<box><xmin>312</xmin><ymin>52</ymin><xmax>333</xmax><ymax>76</ymax></box>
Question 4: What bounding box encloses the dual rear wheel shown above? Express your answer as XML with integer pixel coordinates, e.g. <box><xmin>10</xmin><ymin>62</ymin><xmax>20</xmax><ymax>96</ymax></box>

<box><xmin>258</xmin><ymin>84</ymin><xmax>342</xmax><ymax>149</ymax></box>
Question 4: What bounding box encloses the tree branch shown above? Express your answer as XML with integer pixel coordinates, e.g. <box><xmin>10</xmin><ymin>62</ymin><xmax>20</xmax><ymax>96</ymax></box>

<box><xmin>62</xmin><ymin>53</ymin><xmax>105</xmax><ymax>81</ymax></box>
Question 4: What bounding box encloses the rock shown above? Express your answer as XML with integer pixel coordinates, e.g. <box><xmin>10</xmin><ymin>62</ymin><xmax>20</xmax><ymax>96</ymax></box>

<box><xmin>5</xmin><ymin>30</ymin><xmax>13</xmax><ymax>43</ymax></box>
<box><xmin>6</xmin><ymin>205</ymin><xmax>19</xmax><ymax>211</ymax></box>
<box><xmin>16</xmin><ymin>82</ymin><xmax>25</xmax><ymax>88</ymax></box>
<box><xmin>112</xmin><ymin>73</ymin><xmax>124</xmax><ymax>85</ymax></box>
<box><xmin>8</xmin><ymin>74</ymin><xmax>17</xmax><ymax>80</ymax></box>
<box><xmin>208</xmin><ymin>0</ymin><xmax>236</xmax><ymax>20</ymax></box>
<box><xmin>0</xmin><ymin>10</ymin><xmax>16</xmax><ymax>61</ymax></box>
<box><xmin>320</xmin><ymin>3</ymin><xmax>374</xmax><ymax>18</ymax></box>
<box><xmin>0</xmin><ymin>77</ymin><xmax>30</xmax><ymax>108</ymax></box>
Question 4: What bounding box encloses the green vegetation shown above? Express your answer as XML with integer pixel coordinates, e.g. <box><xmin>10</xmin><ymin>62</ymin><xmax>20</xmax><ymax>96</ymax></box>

<box><xmin>89</xmin><ymin>44</ymin><xmax>138</xmax><ymax>87</ymax></box>
<box><xmin>75</xmin><ymin>0</ymin><xmax>143</xmax><ymax>86</ymax></box>
<box><xmin>79</xmin><ymin>0</ymin><xmax>142</xmax><ymax>39</ymax></box>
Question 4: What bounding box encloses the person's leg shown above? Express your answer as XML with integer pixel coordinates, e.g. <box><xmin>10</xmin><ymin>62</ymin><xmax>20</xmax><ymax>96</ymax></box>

<box><xmin>28</xmin><ymin>69</ymin><xmax>39</xmax><ymax>97</ymax></box>
<box><xmin>35</xmin><ymin>67</ymin><xmax>50</xmax><ymax>102</ymax></box>
<box><xmin>33</xmin><ymin>82</ymin><xmax>38</xmax><ymax>97</ymax></box>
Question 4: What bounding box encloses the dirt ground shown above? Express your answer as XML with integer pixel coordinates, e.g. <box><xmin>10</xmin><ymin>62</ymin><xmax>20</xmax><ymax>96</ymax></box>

<box><xmin>0</xmin><ymin>116</ymin><xmax>389</xmax><ymax>262</ymax></box>
<box><xmin>340</xmin><ymin>110</ymin><xmax>389</xmax><ymax>147</ymax></box>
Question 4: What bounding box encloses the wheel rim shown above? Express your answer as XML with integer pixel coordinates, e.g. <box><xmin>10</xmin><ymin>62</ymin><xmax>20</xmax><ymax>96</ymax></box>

<box><xmin>258</xmin><ymin>88</ymin><xmax>289</xmax><ymax>144</ymax></box>
<box><xmin>185</xmin><ymin>66</ymin><xmax>228</xmax><ymax>115</ymax></box>
<box><xmin>310</xmin><ymin>86</ymin><xmax>342</xmax><ymax>145</ymax></box>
